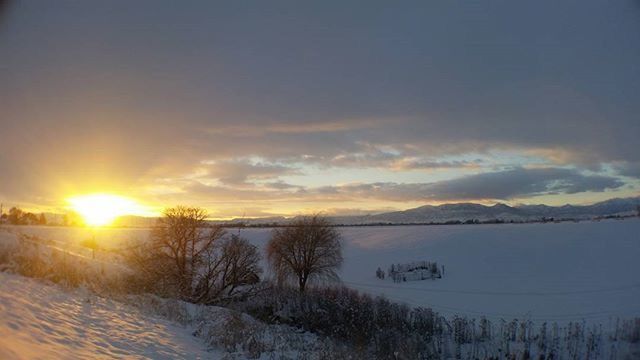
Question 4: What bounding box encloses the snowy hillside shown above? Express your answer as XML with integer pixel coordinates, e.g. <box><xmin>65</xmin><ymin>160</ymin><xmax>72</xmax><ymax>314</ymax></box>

<box><xmin>0</xmin><ymin>228</ymin><xmax>336</xmax><ymax>359</ymax></box>
<box><xmin>0</xmin><ymin>272</ymin><xmax>212</xmax><ymax>360</ymax></box>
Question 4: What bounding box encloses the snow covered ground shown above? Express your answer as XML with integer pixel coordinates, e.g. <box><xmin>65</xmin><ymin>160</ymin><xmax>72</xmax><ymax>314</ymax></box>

<box><xmin>0</xmin><ymin>272</ymin><xmax>213</xmax><ymax>360</ymax></box>
<box><xmin>235</xmin><ymin>219</ymin><xmax>640</xmax><ymax>326</ymax></box>
<box><xmin>340</xmin><ymin>220</ymin><xmax>640</xmax><ymax>326</ymax></box>
<box><xmin>9</xmin><ymin>218</ymin><xmax>640</xmax><ymax>327</ymax></box>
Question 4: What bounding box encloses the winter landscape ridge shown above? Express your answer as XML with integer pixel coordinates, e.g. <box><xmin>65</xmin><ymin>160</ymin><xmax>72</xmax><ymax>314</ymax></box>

<box><xmin>214</xmin><ymin>196</ymin><xmax>640</xmax><ymax>226</ymax></box>
<box><xmin>2</xmin><ymin>218</ymin><xmax>639</xmax><ymax>358</ymax></box>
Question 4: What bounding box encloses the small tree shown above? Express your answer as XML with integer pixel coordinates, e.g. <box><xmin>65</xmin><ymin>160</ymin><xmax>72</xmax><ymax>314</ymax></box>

<box><xmin>267</xmin><ymin>215</ymin><xmax>342</xmax><ymax>293</ymax></box>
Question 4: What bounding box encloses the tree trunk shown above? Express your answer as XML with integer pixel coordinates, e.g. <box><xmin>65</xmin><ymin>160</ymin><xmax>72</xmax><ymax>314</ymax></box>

<box><xmin>299</xmin><ymin>276</ymin><xmax>306</xmax><ymax>293</ymax></box>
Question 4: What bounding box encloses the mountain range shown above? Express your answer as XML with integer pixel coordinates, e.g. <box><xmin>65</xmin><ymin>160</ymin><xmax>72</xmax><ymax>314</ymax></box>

<box><xmin>221</xmin><ymin>196</ymin><xmax>640</xmax><ymax>226</ymax></box>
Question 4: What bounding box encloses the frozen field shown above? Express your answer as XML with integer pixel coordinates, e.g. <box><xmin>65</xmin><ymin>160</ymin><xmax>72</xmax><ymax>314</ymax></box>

<box><xmin>237</xmin><ymin>220</ymin><xmax>640</xmax><ymax>326</ymax></box>
<box><xmin>341</xmin><ymin>220</ymin><xmax>640</xmax><ymax>326</ymax></box>
<box><xmin>9</xmin><ymin>219</ymin><xmax>640</xmax><ymax>326</ymax></box>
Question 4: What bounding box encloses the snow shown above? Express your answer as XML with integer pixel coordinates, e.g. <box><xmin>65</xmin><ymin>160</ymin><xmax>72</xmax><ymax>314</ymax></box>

<box><xmin>0</xmin><ymin>272</ymin><xmax>213</xmax><ymax>360</ymax></box>
<box><xmin>234</xmin><ymin>219</ymin><xmax>640</xmax><ymax>326</ymax></box>
<box><xmin>7</xmin><ymin>218</ymin><xmax>640</xmax><ymax>327</ymax></box>
<box><xmin>0</xmin><ymin>227</ymin><xmax>327</xmax><ymax>359</ymax></box>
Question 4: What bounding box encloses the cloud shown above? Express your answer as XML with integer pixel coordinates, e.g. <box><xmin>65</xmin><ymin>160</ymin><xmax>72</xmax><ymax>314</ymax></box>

<box><xmin>155</xmin><ymin>167</ymin><xmax>625</xmax><ymax>208</ymax></box>
<box><xmin>260</xmin><ymin>181</ymin><xmax>302</xmax><ymax>190</ymax></box>
<box><xmin>315</xmin><ymin>168</ymin><xmax>625</xmax><ymax>202</ymax></box>
<box><xmin>1</xmin><ymin>1</ymin><xmax>638</xmax><ymax>211</ymax></box>
<box><xmin>323</xmin><ymin>142</ymin><xmax>480</xmax><ymax>170</ymax></box>
<box><xmin>207</xmin><ymin>207</ymin><xmax>285</xmax><ymax>219</ymax></box>
<box><xmin>176</xmin><ymin>182</ymin><xmax>284</xmax><ymax>202</ymax></box>
<box><xmin>202</xmin><ymin>160</ymin><xmax>299</xmax><ymax>185</ymax></box>
<box><xmin>615</xmin><ymin>162</ymin><xmax>640</xmax><ymax>179</ymax></box>
<box><xmin>321</xmin><ymin>207</ymin><xmax>398</xmax><ymax>216</ymax></box>
<box><xmin>422</xmin><ymin>168</ymin><xmax>625</xmax><ymax>200</ymax></box>
<box><xmin>206</xmin><ymin>118</ymin><xmax>381</xmax><ymax>136</ymax></box>
<box><xmin>392</xmin><ymin>158</ymin><xmax>480</xmax><ymax>171</ymax></box>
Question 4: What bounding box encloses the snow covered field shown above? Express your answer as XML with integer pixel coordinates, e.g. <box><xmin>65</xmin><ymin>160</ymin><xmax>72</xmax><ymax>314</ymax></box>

<box><xmin>0</xmin><ymin>272</ymin><xmax>211</xmax><ymax>360</ymax></box>
<box><xmin>340</xmin><ymin>220</ymin><xmax>640</xmax><ymax>326</ymax></box>
<box><xmin>241</xmin><ymin>220</ymin><xmax>640</xmax><ymax>327</ymax></box>
<box><xmin>9</xmin><ymin>219</ymin><xmax>640</xmax><ymax>327</ymax></box>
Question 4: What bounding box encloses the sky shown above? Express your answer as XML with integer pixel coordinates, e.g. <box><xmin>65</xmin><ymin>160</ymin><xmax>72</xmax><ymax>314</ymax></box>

<box><xmin>1</xmin><ymin>1</ymin><xmax>639</xmax><ymax>219</ymax></box>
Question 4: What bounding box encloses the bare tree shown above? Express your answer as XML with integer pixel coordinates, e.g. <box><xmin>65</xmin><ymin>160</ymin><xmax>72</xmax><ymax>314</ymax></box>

<box><xmin>267</xmin><ymin>215</ymin><xmax>342</xmax><ymax>293</ymax></box>
<box><xmin>196</xmin><ymin>234</ymin><xmax>262</xmax><ymax>303</ymax></box>
<box><xmin>153</xmin><ymin>206</ymin><xmax>223</xmax><ymax>299</ymax></box>
<box><xmin>127</xmin><ymin>206</ymin><xmax>261</xmax><ymax>303</ymax></box>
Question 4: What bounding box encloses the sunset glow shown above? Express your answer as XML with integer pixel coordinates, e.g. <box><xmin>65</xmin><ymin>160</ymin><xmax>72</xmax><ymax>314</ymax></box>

<box><xmin>68</xmin><ymin>194</ymin><xmax>146</xmax><ymax>226</ymax></box>
<box><xmin>1</xmin><ymin>1</ymin><xmax>638</xmax><ymax>218</ymax></box>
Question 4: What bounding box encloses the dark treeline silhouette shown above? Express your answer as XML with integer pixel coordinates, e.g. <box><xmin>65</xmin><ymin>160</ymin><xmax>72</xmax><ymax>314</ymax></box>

<box><xmin>214</xmin><ymin>214</ymin><xmax>639</xmax><ymax>229</ymax></box>
<box><xmin>0</xmin><ymin>207</ymin><xmax>47</xmax><ymax>226</ymax></box>
<box><xmin>0</xmin><ymin>206</ymin><xmax>87</xmax><ymax>227</ymax></box>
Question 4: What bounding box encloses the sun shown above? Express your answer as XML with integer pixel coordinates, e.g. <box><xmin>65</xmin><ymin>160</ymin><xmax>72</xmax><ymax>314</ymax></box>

<box><xmin>67</xmin><ymin>194</ymin><xmax>144</xmax><ymax>226</ymax></box>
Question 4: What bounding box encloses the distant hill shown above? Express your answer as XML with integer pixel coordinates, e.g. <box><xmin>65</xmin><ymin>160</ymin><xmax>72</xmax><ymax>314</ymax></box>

<box><xmin>327</xmin><ymin>196</ymin><xmax>640</xmax><ymax>225</ymax></box>
<box><xmin>218</xmin><ymin>196</ymin><xmax>640</xmax><ymax>226</ymax></box>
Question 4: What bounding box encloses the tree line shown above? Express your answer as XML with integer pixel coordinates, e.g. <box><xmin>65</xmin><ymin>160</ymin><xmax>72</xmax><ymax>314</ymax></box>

<box><xmin>125</xmin><ymin>208</ymin><xmax>342</xmax><ymax>304</ymax></box>
<box><xmin>0</xmin><ymin>206</ymin><xmax>89</xmax><ymax>227</ymax></box>
<box><xmin>0</xmin><ymin>206</ymin><xmax>47</xmax><ymax>225</ymax></box>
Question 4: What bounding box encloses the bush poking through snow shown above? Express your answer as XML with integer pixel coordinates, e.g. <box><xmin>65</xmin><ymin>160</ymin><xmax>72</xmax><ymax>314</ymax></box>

<box><xmin>0</xmin><ymin>233</ymin><xmax>98</xmax><ymax>288</ymax></box>
<box><xmin>387</xmin><ymin>260</ymin><xmax>443</xmax><ymax>282</ymax></box>
<box><xmin>115</xmin><ymin>292</ymin><xmax>347</xmax><ymax>359</ymax></box>
<box><xmin>227</xmin><ymin>283</ymin><xmax>640</xmax><ymax>359</ymax></box>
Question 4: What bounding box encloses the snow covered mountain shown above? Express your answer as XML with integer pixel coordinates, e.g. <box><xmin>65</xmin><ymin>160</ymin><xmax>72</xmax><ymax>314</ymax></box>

<box><xmin>329</xmin><ymin>196</ymin><xmax>640</xmax><ymax>224</ymax></box>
